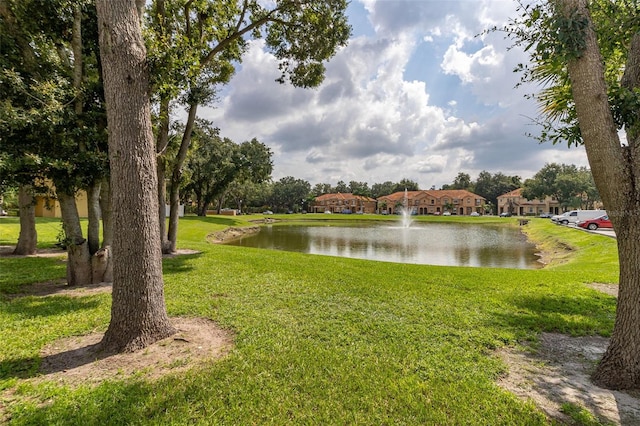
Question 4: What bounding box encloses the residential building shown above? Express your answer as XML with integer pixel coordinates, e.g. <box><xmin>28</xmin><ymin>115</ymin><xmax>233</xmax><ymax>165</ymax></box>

<box><xmin>377</xmin><ymin>189</ymin><xmax>486</xmax><ymax>216</ymax></box>
<box><xmin>311</xmin><ymin>193</ymin><xmax>377</xmax><ymax>214</ymax></box>
<box><xmin>35</xmin><ymin>189</ymin><xmax>89</xmax><ymax>218</ymax></box>
<box><xmin>497</xmin><ymin>188</ymin><xmax>561</xmax><ymax>216</ymax></box>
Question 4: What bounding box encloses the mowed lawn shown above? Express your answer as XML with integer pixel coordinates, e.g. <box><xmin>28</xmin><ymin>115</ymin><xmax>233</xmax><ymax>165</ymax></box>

<box><xmin>0</xmin><ymin>215</ymin><xmax>619</xmax><ymax>424</ymax></box>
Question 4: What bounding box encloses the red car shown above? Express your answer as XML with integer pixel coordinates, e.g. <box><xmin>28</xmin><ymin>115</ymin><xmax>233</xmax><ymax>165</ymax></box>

<box><xmin>578</xmin><ymin>215</ymin><xmax>613</xmax><ymax>230</ymax></box>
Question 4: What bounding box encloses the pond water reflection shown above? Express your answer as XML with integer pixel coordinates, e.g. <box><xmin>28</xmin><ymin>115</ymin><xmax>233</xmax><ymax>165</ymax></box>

<box><xmin>225</xmin><ymin>222</ymin><xmax>542</xmax><ymax>269</ymax></box>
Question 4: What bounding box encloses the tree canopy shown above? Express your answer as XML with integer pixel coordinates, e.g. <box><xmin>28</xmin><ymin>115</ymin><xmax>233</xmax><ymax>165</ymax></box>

<box><xmin>183</xmin><ymin>121</ymin><xmax>273</xmax><ymax>216</ymax></box>
<box><xmin>522</xmin><ymin>163</ymin><xmax>599</xmax><ymax>209</ymax></box>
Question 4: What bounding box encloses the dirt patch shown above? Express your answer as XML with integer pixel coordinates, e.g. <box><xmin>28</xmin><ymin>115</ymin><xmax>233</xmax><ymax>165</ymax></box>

<box><xmin>2</xmin><ymin>318</ymin><xmax>232</xmax><ymax>422</ymax></box>
<box><xmin>163</xmin><ymin>248</ymin><xmax>200</xmax><ymax>258</ymax></box>
<box><xmin>588</xmin><ymin>282</ymin><xmax>619</xmax><ymax>298</ymax></box>
<box><xmin>532</xmin><ymin>241</ymin><xmax>574</xmax><ymax>267</ymax></box>
<box><xmin>0</xmin><ymin>245</ymin><xmax>66</xmax><ymax>258</ymax></box>
<box><xmin>37</xmin><ymin>317</ymin><xmax>233</xmax><ymax>387</ymax></box>
<box><xmin>497</xmin><ymin>283</ymin><xmax>639</xmax><ymax>425</ymax></box>
<box><xmin>497</xmin><ymin>333</ymin><xmax>640</xmax><ymax>425</ymax></box>
<box><xmin>5</xmin><ymin>280</ymin><xmax>112</xmax><ymax>299</ymax></box>
<box><xmin>207</xmin><ymin>226</ymin><xmax>260</xmax><ymax>243</ymax></box>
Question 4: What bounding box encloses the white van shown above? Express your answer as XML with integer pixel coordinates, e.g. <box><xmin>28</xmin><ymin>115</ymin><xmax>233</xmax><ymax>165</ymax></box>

<box><xmin>553</xmin><ymin>210</ymin><xmax>606</xmax><ymax>225</ymax></box>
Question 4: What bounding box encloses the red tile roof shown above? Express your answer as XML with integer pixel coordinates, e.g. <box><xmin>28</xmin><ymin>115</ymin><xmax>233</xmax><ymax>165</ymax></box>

<box><xmin>314</xmin><ymin>193</ymin><xmax>376</xmax><ymax>202</ymax></box>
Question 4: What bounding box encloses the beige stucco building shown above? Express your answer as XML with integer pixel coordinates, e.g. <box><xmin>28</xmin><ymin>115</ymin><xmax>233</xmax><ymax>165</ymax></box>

<box><xmin>377</xmin><ymin>189</ymin><xmax>486</xmax><ymax>216</ymax></box>
<box><xmin>312</xmin><ymin>193</ymin><xmax>377</xmax><ymax>214</ymax></box>
<box><xmin>497</xmin><ymin>188</ymin><xmax>560</xmax><ymax>216</ymax></box>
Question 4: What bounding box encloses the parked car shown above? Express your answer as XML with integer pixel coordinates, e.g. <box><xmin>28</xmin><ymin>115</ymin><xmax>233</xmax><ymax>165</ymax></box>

<box><xmin>442</xmin><ymin>211</ymin><xmax>451</xmax><ymax>216</ymax></box>
<box><xmin>470</xmin><ymin>212</ymin><xmax>480</xmax><ymax>216</ymax></box>
<box><xmin>539</xmin><ymin>212</ymin><xmax>553</xmax><ymax>218</ymax></box>
<box><xmin>577</xmin><ymin>215</ymin><xmax>613</xmax><ymax>230</ymax></box>
<box><xmin>552</xmin><ymin>209</ymin><xmax>606</xmax><ymax>225</ymax></box>
<box><xmin>263</xmin><ymin>210</ymin><xmax>273</xmax><ymax>215</ymax></box>
<box><xmin>499</xmin><ymin>212</ymin><xmax>512</xmax><ymax>217</ymax></box>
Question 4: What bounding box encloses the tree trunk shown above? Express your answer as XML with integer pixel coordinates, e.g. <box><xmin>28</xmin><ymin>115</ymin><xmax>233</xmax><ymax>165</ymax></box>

<box><xmin>96</xmin><ymin>0</ymin><xmax>175</xmax><ymax>353</ymax></box>
<box><xmin>13</xmin><ymin>184</ymin><xmax>37</xmax><ymax>255</ymax></box>
<box><xmin>157</xmin><ymin>97</ymin><xmax>172</xmax><ymax>254</ymax></box>
<box><xmin>198</xmin><ymin>202</ymin><xmax>207</xmax><ymax>217</ymax></box>
<box><xmin>58</xmin><ymin>191</ymin><xmax>92</xmax><ymax>286</ymax></box>
<box><xmin>593</xmin><ymin>223</ymin><xmax>640</xmax><ymax>389</ymax></box>
<box><xmin>96</xmin><ymin>178</ymin><xmax>113</xmax><ymax>283</ymax></box>
<box><xmin>558</xmin><ymin>0</ymin><xmax>640</xmax><ymax>389</ymax></box>
<box><xmin>167</xmin><ymin>101</ymin><xmax>198</xmax><ymax>253</ymax></box>
<box><xmin>87</xmin><ymin>181</ymin><xmax>102</xmax><ymax>255</ymax></box>
<box><xmin>99</xmin><ymin>177</ymin><xmax>113</xmax><ymax>247</ymax></box>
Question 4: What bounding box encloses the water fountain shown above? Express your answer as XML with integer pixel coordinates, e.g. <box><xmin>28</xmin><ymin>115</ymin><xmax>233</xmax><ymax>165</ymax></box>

<box><xmin>399</xmin><ymin>188</ymin><xmax>413</xmax><ymax>228</ymax></box>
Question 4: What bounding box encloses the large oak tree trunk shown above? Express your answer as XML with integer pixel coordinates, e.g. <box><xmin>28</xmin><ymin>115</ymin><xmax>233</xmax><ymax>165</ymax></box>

<box><xmin>558</xmin><ymin>0</ymin><xmax>640</xmax><ymax>389</ymax></box>
<box><xmin>97</xmin><ymin>0</ymin><xmax>175</xmax><ymax>353</ymax></box>
<box><xmin>58</xmin><ymin>191</ymin><xmax>92</xmax><ymax>286</ymax></box>
<box><xmin>13</xmin><ymin>184</ymin><xmax>37</xmax><ymax>255</ymax></box>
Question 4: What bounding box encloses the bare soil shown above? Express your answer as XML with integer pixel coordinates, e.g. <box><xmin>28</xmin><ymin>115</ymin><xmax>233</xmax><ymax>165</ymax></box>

<box><xmin>207</xmin><ymin>225</ymin><xmax>260</xmax><ymax>243</ymax></box>
<box><xmin>497</xmin><ymin>284</ymin><xmax>640</xmax><ymax>425</ymax></box>
<box><xmin>38</xmin><ymin>317</ymin><xmax>233</xmax><ymax>387</ymax></box>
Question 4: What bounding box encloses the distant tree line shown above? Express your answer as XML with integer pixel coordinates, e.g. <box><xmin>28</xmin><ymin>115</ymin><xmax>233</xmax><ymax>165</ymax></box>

<box><xmin>211</xmin><ymin>162</ymin><xmax>597</xmax><ymax>215</ymax></box>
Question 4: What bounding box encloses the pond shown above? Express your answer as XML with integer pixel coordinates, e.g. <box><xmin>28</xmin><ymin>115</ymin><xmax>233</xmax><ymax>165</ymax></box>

<box><xmin>225</xmin><ymin>222</ymin><xmax>542</xmax><ymax>269</ymax></box>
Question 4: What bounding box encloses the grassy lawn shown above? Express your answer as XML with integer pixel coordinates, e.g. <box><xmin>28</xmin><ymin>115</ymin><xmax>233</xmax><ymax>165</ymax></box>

<box><xmin>0</xmin><ymin>215</ymin><xmax>619</xmax><ymax>424</ymax></box>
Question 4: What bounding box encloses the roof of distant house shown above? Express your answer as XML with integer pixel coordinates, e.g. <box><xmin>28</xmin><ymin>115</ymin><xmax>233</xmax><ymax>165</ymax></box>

<box><xmin>377</xmin><ymin>189</ymin><xmax>485</xmax><ymax>202</ymax></box>
<box><xmin>314</xmin><ymin>192</ymin><xmax>376</xmax><ymax>202</ymax></box>
<box><xmin>499</xmin><ymin>188</ymin><xmax>523</xmax><ymax>198</ymax></box>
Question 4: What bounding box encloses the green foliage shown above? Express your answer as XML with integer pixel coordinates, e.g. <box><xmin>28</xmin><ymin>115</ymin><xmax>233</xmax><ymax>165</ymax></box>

<box><xmin>522</xmin><ymin>163</ymin><xmax>599</xmax><ymax>209</ymax></box>
<box><xmin>0</xmin><ymin>0</ymin><xmax>108</xmax><ymax>193</ymax></box>
<box><xmin>269</xmin><ymin>176</ymin><xmax>312</xmax><ymax>212</ymax></box>
<box><xmin>182</xmin><ymin>121</ymin><xmax>273</xmax><ymax>215</ymax></box>
<box><xmin>371</xmin><ymin>181</ymin><xmax>399</xmax><ymax>198</ymax></box>
<box><xmin>502</xmin><ymin>0</ymin><xmax>640</xmax><ymax>147</ymax></box>
<box><xmin>553</xmin><ymin>13</ymin><xmax>589</xmax><ymax>60</ymax></box>
<box><xmin>561</xmin><ymin>402</ymin><xmax>613</xmax><ymax>426</ymax></box>
<box><xmin>473</xmin><ymin>171</ymin><xmax>521</xmax><ymax>211</ymax></box>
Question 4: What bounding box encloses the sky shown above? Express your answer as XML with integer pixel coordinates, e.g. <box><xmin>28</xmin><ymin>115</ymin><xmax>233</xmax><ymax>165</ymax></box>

<box><xmin>199</xmin><ymin>0</ymin><xmax>590</xmax><ymax>190</ymax></box>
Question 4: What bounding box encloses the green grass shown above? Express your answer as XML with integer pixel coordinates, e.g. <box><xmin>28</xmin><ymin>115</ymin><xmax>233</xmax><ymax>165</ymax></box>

<box><xmin>0</xmin><ymin>215</ymin><xmax>619</xmax><ymax>424</ymax></box>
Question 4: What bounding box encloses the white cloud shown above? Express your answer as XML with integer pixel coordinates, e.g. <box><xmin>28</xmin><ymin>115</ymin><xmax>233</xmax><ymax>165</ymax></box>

<box><xmin>196</xmin><ymin>0</ymin><xmax>589</xmax><ymax>189</ymax></box>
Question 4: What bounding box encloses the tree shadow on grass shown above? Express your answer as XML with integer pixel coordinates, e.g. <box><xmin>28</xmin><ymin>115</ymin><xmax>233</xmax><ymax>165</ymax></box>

<box><xmin>162</xmin><ymin>251</ymin><xmax>202</xmax><ymax>275</ymax></box>
<box><xmin>493</xmin><ymin>293</ymin><xmax>616</xmax><ymax>336</ymax></box>
<box><xmin>0</xmin><ymin>295</ymin><xmax>102</xmax><ymax>318</ymax></box>
<box><xmin>0</xmin><ymin>297</ymin><xmax>104</xmax><ymax>382</ymax></box>
<box><xmin>0</xmin><ymin>257</ymin><xmax>66</xmax><ymax>294</ymax></box>
<box><xmin>181</xmin><ymin>215</ymin><xmax>245</xmax><ymax>227</ymax></box>
<box><xmin>0</xmin><ymin>341</ymin><xmax>110</xmax><ymax>382</ymax></box>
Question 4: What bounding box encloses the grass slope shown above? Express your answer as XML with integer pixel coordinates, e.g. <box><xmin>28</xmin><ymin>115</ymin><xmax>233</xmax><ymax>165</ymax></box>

<box><xmin>0</xmin><ymin>215</ymin><xmax>618</xmax><ymax>424</ymax></box>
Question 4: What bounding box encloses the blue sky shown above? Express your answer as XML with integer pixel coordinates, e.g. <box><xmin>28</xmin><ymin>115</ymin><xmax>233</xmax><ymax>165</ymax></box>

<box><xmin>200</xmin><ymin>0</ymin><xmax>589</xmax><ymax>189</ymax></box>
